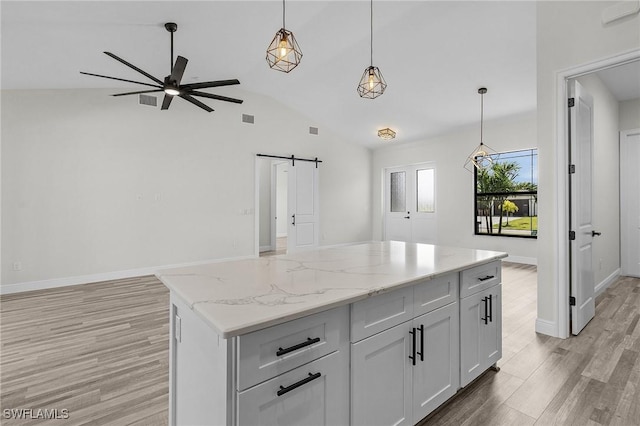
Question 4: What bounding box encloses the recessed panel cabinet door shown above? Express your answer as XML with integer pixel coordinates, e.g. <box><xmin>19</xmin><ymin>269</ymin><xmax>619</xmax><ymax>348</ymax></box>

<box><xmin>237</xmin><ymin>351</ymin><xmax>348</xmax><ymax>426</ymax></box>
<box><xmin>412</xmin><ymin>303</ymin><xmax>459</xmax><ymax>422</ymax></box>
<box><xmin>351</xmin><ymin>321</ymin><xmax>413</xmax><ymax>426</ymax></box>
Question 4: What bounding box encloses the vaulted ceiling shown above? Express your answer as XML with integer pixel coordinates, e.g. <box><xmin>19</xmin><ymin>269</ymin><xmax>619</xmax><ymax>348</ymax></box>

<box><xmin>1</xmin><ymin>1</ymin><xmax>538</xmax><ymax>148</ymax></box>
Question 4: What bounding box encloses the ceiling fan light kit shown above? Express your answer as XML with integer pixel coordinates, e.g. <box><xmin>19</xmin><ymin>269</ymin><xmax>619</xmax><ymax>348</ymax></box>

<box><xmin>464</xmin><ymin>87</ymin><xmax>499</xmax><ymax>172</ymax></box>
<box><xmin>80</xmin><ymin>22</ymin><xmax>243</xmax><ymax>112</ymax></box>
<box><xmin>266</xmin><ymin>0</ymin><xmax>302</xmax><ymax>72</ymax></box>
<box><xmin>358</xmin><ymin>0</ymin><xmax>386</xmax><ymax>99</ymax></box>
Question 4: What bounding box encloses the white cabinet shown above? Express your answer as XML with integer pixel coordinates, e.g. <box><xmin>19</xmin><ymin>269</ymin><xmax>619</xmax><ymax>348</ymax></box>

<box><xmin>350</xmin><ymin>277</ymin><xmax>459</xmax><ymax>426</ymax></box>
<box><xmin>460</xmin><ymin>284</ymin><xmax>502</xmax><ymax>387</ymax></box>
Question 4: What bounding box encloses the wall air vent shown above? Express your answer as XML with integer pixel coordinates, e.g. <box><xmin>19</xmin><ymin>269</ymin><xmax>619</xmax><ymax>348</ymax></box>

<box><xmin>242</xmin><ymin>114</ymin><xmax>255</xmax><ymax>124</ymax></box>
<box><xmin>309</xmin><ymin>127</ymin><xmax>319</xmax><ymax>135</ymax></box>
<box><xmin>139</xmin><ymin>94</ymin><xmax>158</xmax><ymax>107</ymax></box>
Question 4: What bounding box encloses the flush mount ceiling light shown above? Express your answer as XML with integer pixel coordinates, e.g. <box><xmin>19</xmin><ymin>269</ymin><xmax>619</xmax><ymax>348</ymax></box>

<box><xmin>464</xmin><ymin>87</ymin><xmax>498</xmax><ymax>172</ymax></box>
<box><xmin>357</xmin><ymin>0</ymin><xmax>387</xmax><ymax>99</ymax></box>
<box><xmin>266</xmin><ymin>0</ymin><xmax>303</xmax><ymax>73</ymax></box>
<box><xmin>377</xmin><ymin>128</ymin><xmax>396</xmax><ymax>140</ymax></box>
<box><xmin>80</xmin><ymin>22</ymin><xmax>243</xmax><ymax>112</ymax></box>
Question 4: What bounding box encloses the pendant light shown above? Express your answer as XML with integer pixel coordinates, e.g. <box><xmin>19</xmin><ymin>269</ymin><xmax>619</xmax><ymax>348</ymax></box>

<box><xmin>266</xmin><ymin>0</ymin><xmax>302</xmax><ymax>73</ymax></box>
<box><xmin>357</xmin><ymin>0</ymin><xmax>387</xmax><ymax>99</ymax></box>
<box><xmin>464</xmin><ymin>88</ymin><xmax>498</xmax><ymax>172</ymax></box>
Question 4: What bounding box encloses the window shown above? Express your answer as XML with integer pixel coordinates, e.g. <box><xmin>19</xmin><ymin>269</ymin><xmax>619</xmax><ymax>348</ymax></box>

<box><xmin>474</xmin><ymin>148</ymin><xmax>538</xmax><ymax>238</ymax></box>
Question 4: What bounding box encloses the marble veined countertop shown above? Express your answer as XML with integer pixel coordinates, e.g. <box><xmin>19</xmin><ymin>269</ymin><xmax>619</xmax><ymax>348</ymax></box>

<box><xmin>157</xmin><ymin>241</ymin><xmax>507</xmax><ymax>338</ymax></box>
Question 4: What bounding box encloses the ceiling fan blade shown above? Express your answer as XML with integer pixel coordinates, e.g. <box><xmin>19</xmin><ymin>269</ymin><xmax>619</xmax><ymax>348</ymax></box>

<box><xmin>112</xmin><ymin>89</ymin><xmax>164</xmax><ymax>97</ymax></box>
<box><xmin>190</xmin><ymin>90</ymin><xmax>244</xmax><ymax>104</ymax></box>
<box><xmin>161</xmin><ymin>94</ymin><xmax>174</xmax><ymax>110</ymax></box>
<box><xmin>180</xmin><ymin>79</ymin><xmax>240</xmax><ymax>90</ymax></box>
<box><xmin>80</xmin><ymin>71</ymin><xmax>162</xmax><ymax>89</ymax></box>
<box><xmin>104</xmin><ymin>52</ymin><xmax>164</xmax><ymax>85</ymax></box>
<box><xmin>170</xmin><ymin>56</ymin><xmax>188</xmax><ymax>86</ymax></box>
<box><xmin>179</xmin><ymin>94</ymin><xmax>214</xmax><ymax>112</ymax></box>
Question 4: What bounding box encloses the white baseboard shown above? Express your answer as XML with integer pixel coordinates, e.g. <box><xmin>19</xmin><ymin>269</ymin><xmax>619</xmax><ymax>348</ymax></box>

<box><xmin>535</xmin><ymin>318</ymin><xmax>559</xmax><ymax>337</ymax></box>
<box><xmin>594</xmin><ymin>268</ymin><xmax>621</xmax><ymax>297</ymax></box>
<box><xmin>0</xmin><ymin>254</ymin><xmax>256</xmax><ymax>295</ymax></box>
<box><xmin>259</xmin><ymin>245</ymin><xmax>273</xmax><ymax>253</ymax></box>
<box><xmin>504</xmin><ymin>255</ymin><xmax>537</xmax><ymax>266</ymax></box>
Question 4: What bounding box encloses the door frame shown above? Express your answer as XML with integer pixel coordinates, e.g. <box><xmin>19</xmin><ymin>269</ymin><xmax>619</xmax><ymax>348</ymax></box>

<box><xmin>620</xmin><ymin>128</ymin><xmax>640</xmax><ymax>277</ymax></box>
<box><xmin>553</xmin><ymin>48</ymin><xmax>640</xmax><ymax>338</ymax></box>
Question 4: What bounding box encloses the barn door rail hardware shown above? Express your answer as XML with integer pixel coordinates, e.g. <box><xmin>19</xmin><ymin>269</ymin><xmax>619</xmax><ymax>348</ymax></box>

<box><xmin>256</xmin><ymin>153</ymin><xmax>322</xmax><ymax>167</ymax></box>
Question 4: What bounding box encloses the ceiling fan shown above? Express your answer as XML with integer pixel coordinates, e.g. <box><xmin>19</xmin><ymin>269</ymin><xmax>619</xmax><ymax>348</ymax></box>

<box><xmin>81</xmin><ymin>22</ymin><xmax>243</xmax><ymax>112</ymax></box>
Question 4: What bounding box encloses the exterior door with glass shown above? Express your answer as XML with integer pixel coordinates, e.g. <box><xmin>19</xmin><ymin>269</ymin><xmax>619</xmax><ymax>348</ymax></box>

<box><xmin>384</xmin><ymin>164</ymin><xmax>437</xmax><ymax>244</ymax></box>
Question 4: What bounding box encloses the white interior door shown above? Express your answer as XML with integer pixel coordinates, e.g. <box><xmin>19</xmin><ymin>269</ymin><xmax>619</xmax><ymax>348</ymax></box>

<box><xmin>569</xmin><ymin>80</ymin><xmax>596</xmax><ymax>335</ymax></box>
<box><xmin>621</xmin><ymin>129</ymin><xmax>640</xmax><ymax>277</ymax></box>
<box><xmin>384</xmin><ymin>164</ymin><xmax>437</xmax><ymax>244</ymax></box>
<box><xmin>288</xmin><ymin>160</ymin><xmax>319</xmax><ymax>252</ymax></box>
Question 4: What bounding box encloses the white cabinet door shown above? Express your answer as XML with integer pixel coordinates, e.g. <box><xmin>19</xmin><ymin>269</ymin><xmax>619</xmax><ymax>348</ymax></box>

<box><xmin>351</xmin><ymin>321</ymin><xmax>413</xmax><ymax>426</ymax></box>
<box><xmin>460</xmin><ymin>284</ymin><xmax>502</xmax><ymax>387</ymax></box>
<box><xmin>237</xmin><ymin>350</ymin><xmax>348</xmax><ymax>426</ymax></box>
<box><xmin>412</xmin><ymin>303</ymin><xmax>459</xmax><ymax>422</ymax></box>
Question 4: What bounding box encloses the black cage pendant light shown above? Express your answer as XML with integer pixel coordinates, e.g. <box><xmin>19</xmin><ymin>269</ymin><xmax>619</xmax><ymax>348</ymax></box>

<box><xmin>266</xmin><ymin>0</ymin><xmax>303</xmax><ymax>73</ymax></box>
<box><xmin>464</xmin><ymin>88</ymin><xmax>499</xmax><ymax>172</ymax></box>
<box><xmin>357</xmin><ymin>0</ymin><xmax>387</xmax><ymax>99</ymax></box>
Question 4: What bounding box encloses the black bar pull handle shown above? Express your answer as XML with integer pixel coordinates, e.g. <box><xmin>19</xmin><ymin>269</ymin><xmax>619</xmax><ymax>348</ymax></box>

<box><xmin>417</xmin><ymin>324</ymin><xmax>424</xmax><ymax>362</ymax></box>
<box><xmin>481</xmin><ymin>297</ymin><xmax>488</xmax><ymax>324</ymax></box>
<box><xmin>277</xmin><ymin>372</ymin><xmax>322</xmax><ymax>396</ymax></box>
<box><xmin>276</xmin><ymin>337</ymin><xmax>320</xmax><ymax>357</ymax></box>
<box><xmin>291</xmin><ymin>214</ymin><xmax>296</xmax><ymax>226</ymax></box>
<box><xmin>488</xmin><ymin>294</ymin><xmax>493</xmax><ymax>323</ymax></box>
<box><xmin>409</xmin><ymin>327</ymin><xmax>416</xmax><ymax>366</ymax></box>
<box><xmin>478</xmin><ymin>275</ymin><xmax>495</xmax><ymax>282</ymax></box>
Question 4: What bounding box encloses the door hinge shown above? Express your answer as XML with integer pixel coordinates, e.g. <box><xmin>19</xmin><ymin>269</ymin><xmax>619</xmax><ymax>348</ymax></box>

<box><xmin>569</xmin><ymin>296</ymin><xmax>576</xmax><ymax>306</ymax></box>
<box><xmin>569</xmin><ymin>164</ymin><xmax>576</xmax><ymax>174</ymax></box>
<box><xmin>568</xmin><ymin>98</ymin><xmax>575</xmax><ymax>108</ymax></box>
<box><xmin>569</xmin><ymin>231</ymin><xmax>576</xmax><ymax>240</ymax></box>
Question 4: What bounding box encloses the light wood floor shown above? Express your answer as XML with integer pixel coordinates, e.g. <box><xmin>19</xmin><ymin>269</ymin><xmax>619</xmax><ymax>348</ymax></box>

<box><xmin>1</xmin><ymin>264</ymin><xmax>639</xmax><ymax>425</ymax></box>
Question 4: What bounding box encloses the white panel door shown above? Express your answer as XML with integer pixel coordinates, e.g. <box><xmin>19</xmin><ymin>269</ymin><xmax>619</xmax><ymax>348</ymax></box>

<box><xmin>288</xmin><ymin>161</ymin><xmax>319</xmax><ymax>252</ymax></box>
<box><xmin>569</xmin><ymin>80</ymin><xmax>596</xmax><ymax>335</ymax></box>
<box><xmin>621</xmin><ymin>129</ymin><xmax>640</xmax><ymax>277</ymax></box>
<box><xmin>351</xmin><ymin>321</ymin><xmax>413</xmax><ymax>426</ymax></box>
<box><xmin>384</xmin><ymin>164</ymin><xmax>437</xmax><ymax>244</ymax></box>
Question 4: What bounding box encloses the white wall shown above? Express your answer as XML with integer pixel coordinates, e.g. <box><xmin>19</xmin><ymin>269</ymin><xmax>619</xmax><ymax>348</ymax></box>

<box><xmin>372</xmin><ymin>111</ymin><xmax>537</xmax><ymax>263</ymax></box>
<box><xmin>1</xmin><ymin>88</ymin><xmax>372</xmax><ymax>290</ymax></box>
<box><xmin>575</xmin><ymin>74</ymin><xmax>621</xmax><ymax>290</ymax></box>
<box><xmin>536</xmin><ymin>1</ymin><xmax>640</xmax><ymax>336</ymax></box>
<box><xmin>619</xmin><ymin>98</ymin><xmax>640</xmax><ymax>130</ymax></box>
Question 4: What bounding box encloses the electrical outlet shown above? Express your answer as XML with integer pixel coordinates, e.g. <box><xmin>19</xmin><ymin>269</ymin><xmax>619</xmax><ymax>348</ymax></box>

<box><xmin>12</xmin><ymin>262</ymin><xmax>22</xmax><ymax>271</ymax></box>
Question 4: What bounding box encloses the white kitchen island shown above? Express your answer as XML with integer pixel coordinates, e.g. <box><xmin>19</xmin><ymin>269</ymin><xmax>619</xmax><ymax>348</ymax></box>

<box><xmin>157</xmin><ymin>241</ymin><xmax>507</xmax><ymax>426</ymax></box>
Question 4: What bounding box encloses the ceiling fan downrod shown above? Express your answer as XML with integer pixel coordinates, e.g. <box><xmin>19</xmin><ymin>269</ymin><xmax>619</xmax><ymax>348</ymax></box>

<box><xmin>165</xmin><ymin>22</ymin><xmax>178</xmax><ymax>74</ymax></box>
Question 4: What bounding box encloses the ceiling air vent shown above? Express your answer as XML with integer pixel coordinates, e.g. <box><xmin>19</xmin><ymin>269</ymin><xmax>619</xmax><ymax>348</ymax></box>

<box><xmin>139</xmin><ymin>94</ymin><xmax>157</xmax><ymax>107</ymax></box>
<box><xmin>309</xmin><ymin>126</ymin><xmax>319</xmax><ymax>135</ymax></box>
<box><xmin>242</xmin><ymin>114</ymin><xmax>255</xmax><ymax>124</ymax></box>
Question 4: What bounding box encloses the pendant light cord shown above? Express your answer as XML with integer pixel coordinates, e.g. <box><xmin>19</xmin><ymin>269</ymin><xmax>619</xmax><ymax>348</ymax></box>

<box><xmin>283</xmin><ymin>0</ymin><xmax>286</xmax><ymax>29</ymax></box>
<box><xmin>370</xmin><ymin>0</ymin><xmax>373</xmax><ymax>66</ymax></box>
<box><xmin>480</xmin><ymin>91</ymin><xmax>484</xmax><ymax>146</ymax></box>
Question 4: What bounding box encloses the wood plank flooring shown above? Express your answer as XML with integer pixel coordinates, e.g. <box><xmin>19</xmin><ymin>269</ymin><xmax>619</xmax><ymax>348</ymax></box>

<box><xmin>1</xmin><ymin>263</ymin><xmax>639</xmax><ymax>425</ymax></box>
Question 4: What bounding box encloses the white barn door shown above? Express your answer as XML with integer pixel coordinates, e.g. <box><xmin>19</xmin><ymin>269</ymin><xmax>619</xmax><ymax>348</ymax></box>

<box><xmin>288</xmin><ymin>160</ymin><xmax>319</xmax><ymax>252</ymax></box>
<box><xmin>569</xmin><ymin>80</ymin><xmax>596</xmax><ymax>335</ymax></box>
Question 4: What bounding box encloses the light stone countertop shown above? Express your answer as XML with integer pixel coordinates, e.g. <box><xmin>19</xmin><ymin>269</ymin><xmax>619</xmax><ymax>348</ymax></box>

<box><xmin>157</xmin><ymin>241</ymin><xmax>507</xmax><ymax>338</ymax></box>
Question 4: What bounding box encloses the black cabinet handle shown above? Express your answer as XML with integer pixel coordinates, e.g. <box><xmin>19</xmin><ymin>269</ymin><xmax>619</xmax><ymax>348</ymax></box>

<box><xmin>487</xmin><ymin>294</ymin><xmax>493</xmax><ymax>323</ymax></box>
<box><xmin>277</xmin><ymin>372</ymin><xmax>322</xmax><ymax>396</ymax></box>
<box><xmin>409</xmin><ymin>327</ymin><xmax>416</xmax><ymax>366</ymax></box>
<box><xmin>481</xmin><ymin>297</ymin><xmax>488</xmax><ymax>324</ymax></box>
<box><xmin>478</xmin><ymin>275</ymin><xmax>495</xmax><ymax>282</ymax></box>
<box><xmin>417</xmin><ymin>324</ymin><xmax>424</xmax><ymax>362</ymax></box>
<box><xmin>291</xmin><ymin>214</ymin><xmax>296</xmax><ymax>226</ymax></box>
<box><xmin>276</xmin><ymin>337</ymin><xmax>320</xmax><ymax>357</ymax></box>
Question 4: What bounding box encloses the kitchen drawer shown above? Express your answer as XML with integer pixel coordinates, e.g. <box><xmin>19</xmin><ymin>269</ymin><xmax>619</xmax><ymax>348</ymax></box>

<box><xmin>237</xmin><ymin>350</ymin><xmax>349</xmax><ymax>426</ymax></box>
<box><xmin>460</xmin><ymin>260</ymin><xmax>501</xmax><ymax>298</ymax></box>
<box><xmin>237</xmin><ymin>305</ymin><xmax>348</xmax><ymax>391</ymax></box>
<box><xmin>350</xmin><ymin>286</ymin><xmax>414</xmax><ymax>342</ymax></box>
<box><xmin>414</xmin><ymin>272</ymin><xmax>458</xmax><ymax>317</ymax></box>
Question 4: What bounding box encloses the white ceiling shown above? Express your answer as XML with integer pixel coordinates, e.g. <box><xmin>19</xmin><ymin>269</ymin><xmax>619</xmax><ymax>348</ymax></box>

<box><xmin>596</xmin><ymin>60</ymin><xmax>640</xmax><ymax>101</ymax></box>
<box><xmin>1</xmin><ymin>1</ymin><xmax>538</xmax><ymax>148</ymax></box>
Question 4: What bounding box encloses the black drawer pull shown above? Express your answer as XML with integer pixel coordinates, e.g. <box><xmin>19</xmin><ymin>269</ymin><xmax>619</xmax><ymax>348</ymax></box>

<box><xmin>478</xmin><ymin>275</ymin><xmax>495</xmax><ymax>282</ymax></box>
<box><xmin>276</xmin><ymin>337</ymin><xmax>320</xmax><ymax>357</ymax></box>
<box><xmin>277</xmin><ymin>372</ymin><xmax>322</xmax><ymax>396</ymax></box>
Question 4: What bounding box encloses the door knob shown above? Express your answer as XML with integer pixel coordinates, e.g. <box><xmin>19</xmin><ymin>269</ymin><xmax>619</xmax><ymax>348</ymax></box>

<box><xmin>404</xmin><ymin>216</ymin><xmax>410</xmax><ymax>219</ymax></box>
<box><xmin>592</xmin><ymin>230</ymin><xmax>601</xmax><ymax>237</ymax></box>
